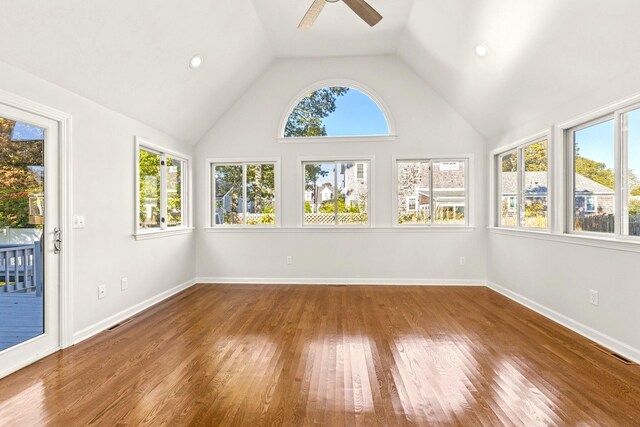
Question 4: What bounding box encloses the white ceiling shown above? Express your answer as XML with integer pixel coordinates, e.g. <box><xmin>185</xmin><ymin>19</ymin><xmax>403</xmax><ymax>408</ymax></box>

<box><xmin>0</xmin><ymin>0</ymin><xmax>272</xmax><ymax>142</ymax></box>
<box><xmin>2</xmin><ymin>0</ymin><xmax>640</xmax><ymax>142</ymax></box>
<box><xmin>252</xmin><ymin>0</ymin><xmax>414</xmax><ymax>58</ymax></box>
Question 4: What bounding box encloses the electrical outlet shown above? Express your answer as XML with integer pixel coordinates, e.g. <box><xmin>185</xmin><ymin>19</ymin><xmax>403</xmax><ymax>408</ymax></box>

<box><xmin>98</xmin><ymin>284</ymin><xmax>106</xmax><ymax>299</ymax></box>
<box><xmin>286</xmin><ymin>256</ymin><xmax>293</xmax><ymax>265</ymax></box>
<box><xmin>121</xmin><ymin>277</ymin><xmax>128</xmax><ymax>291</ymax></box>
<box><xmin>590</xmin><ymin>290</ymin><xmax>599</xmax><ymax>306</ymax></box>
<box><xmin>460</xmin><ymin>256</ymin><xmax>467</xmax><ymax>265</ymax></box>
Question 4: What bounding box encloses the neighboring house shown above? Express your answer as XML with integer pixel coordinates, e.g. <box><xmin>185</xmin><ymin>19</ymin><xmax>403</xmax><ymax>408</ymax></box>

<box><xmin>342</xmin><ymin>162</ymin><xmax>368</xmax><ymax>208</ymax></box>
<box><xmin>397</xmin><ymin>161</ymin><xmax>466</xmax><ymax>219</ymax></box>
<box><xmin>499</xmin><ymin>171</ymin><xmax>614</xmax><ymax>218</ymax></box>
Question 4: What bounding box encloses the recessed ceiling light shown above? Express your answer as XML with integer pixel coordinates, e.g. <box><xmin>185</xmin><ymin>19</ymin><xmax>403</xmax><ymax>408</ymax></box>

<box><xmin>189</xmin><ymin>55</ymin><xmax>203</xmax><ymax>69</ymax></box>
<box><xmin>475</xmin><ymin>45</ymin><xmax>488</xmax><ymax>57</ymax></box>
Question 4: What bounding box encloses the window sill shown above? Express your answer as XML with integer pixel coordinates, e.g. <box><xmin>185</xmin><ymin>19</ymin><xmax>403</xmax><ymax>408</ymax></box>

<box><xmin>277</xmin><ymin>135</ymin><xmax>397</xmax><ymax>144</ymax></box>
<box><xmin>134</xmin><ymin>227</ymin><xmax>194</xmax><ymax>241</ymax></box>
<box><xmin>488</xmin><ymin>227</ymin><xmax>640</xmax><ymax>253</ymax></box>
<box><xmin>204</xmin><ymin>226</ymin><xmax>476</xmax><ymax>234</ymax></box>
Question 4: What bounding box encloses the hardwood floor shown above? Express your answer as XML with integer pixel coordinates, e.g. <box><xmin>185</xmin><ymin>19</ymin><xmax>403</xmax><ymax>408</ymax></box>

<box><xmin>0</xmin><ymin>284</ymin><xmax>638</xmax><ymax>426</ymax></box>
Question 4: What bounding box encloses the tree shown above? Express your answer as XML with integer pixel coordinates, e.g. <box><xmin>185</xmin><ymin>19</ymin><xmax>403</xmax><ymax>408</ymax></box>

<box><xmin>284</xmin><ymin>87</ymin><xmax>349</xmax><ymax>137</ymax></box>
<box><xmin>0</xmin><ymin>118</ymin><xmax>44</xmax><ymax>229</ymax></box>
<box><xmin>305</xmin><ymin>165</ymin><xmax>329</xmax><ymax>211</ymax></box>
<box><xmin>575</xmin><ymin>157</ymin><xmax>615</xmax><ymax>189</ymax></box>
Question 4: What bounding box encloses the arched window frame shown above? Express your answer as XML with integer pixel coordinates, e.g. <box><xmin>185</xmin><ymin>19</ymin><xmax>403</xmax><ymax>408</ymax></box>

<box><xmin>277</xmin><ymin>79</ymin><xmax>397</xmax><ymax>144</ymax></box>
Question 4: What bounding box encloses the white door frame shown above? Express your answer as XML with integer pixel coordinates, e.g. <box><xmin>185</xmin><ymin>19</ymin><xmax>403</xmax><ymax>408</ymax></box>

<box><xmin>0</xmin><ymin>90</ymin><xmax>73</xmax><ymax>360</ymax></box>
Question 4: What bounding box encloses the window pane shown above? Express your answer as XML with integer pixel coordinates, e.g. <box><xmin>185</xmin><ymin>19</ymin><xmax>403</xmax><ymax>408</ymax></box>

<box><xmin>246</xmin><ymin>163</ymin><xmax>276</xmax><ymax>225</ymax></box>
<box><xmin>397</xmin><ymin>161</ymin><xmax>430</xmax><ymax>224</ymax></box>
<box><xmin>625</xmin><ymin>108</ymin><xmax>640</xmax><ymax>236</ymax></box>
<box><xmin>573</xmin><ymin>120</ymin><xmax>615</xmax><ymax>233</ymax></box>
<box><xmin>337</xmin><ymin>162</ymin><xmax>368</xmax><ymax>225</ymax></box>
<box><xmin>166</xmin><ymin>157</ymin><xmax>183</xmax><ymax>227</ymax></box>
<box><xmin>304</xmin><ymin>163</ymin><xmax>336</xmax><ymax>225</ymax></box>
<box><xmin>433</xmin><ymin>161</ymin><xmax>466</xmax><ymax>225</ymax></box>
<box><xmin>214</xmin><ymin>165</ymin><xmax>243</xmax><ymax>225</ymax></box>
<box><xmin>139</xmin><ymin>149</ymin><xmax>161</xmax><ymax>229</ymax></box>
<box><xmin>523</xmin><ymin>140</ymin><xmax>548</xmax><ymax>228</ymax></box>
<box><xmin>500</xmin><ymin>151</ymin><xmax>517</xmax><ymax>226</ymax></box>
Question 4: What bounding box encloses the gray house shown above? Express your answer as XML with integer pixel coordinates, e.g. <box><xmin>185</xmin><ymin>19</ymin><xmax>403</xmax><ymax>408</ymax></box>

<box><xmin>500</xmin><ymin>171</ymin><xmax>614</xmax><ymax>219</ymax></box>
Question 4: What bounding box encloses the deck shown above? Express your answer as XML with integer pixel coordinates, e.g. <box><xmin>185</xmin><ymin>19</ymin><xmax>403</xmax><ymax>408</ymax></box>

<box><xmin>0</xmin><ymin>293</ymin><xmax>43</xmax><ymax>352</ymax></box>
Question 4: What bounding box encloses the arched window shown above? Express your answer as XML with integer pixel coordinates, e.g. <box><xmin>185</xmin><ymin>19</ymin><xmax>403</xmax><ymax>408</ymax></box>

<box><xmin>280</xmin><ymin>81</ymin><xmax>394</xmax><ymax>142</ymax></box>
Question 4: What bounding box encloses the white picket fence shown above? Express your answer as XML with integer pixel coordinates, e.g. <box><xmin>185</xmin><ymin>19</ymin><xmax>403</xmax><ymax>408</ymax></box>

<box><xmin>304</xmin><ymin>213</ymin><xmax>368</xmax><ymax>224</ymax></box>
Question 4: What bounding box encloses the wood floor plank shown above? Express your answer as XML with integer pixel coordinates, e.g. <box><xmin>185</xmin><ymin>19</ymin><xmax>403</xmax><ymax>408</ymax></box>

<box><xmin>0</xmin><ymin>284</ymin><xmax>639</xmax><ymax>426</ymax></box>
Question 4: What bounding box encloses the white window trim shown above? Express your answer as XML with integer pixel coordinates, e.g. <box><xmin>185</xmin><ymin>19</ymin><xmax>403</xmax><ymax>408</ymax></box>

<box><xmin>564</xmin><ymin>115</ymin><xmax>618</xmax><ymax>237</ymax></box>
<box><xmin>134</xmin><ymin>137</ymin><xmax>192</xmax><ymax>240</ymax></box>
<box><xmin>493</xmin><ymin>134</ymin><xmax>550</xmax><ymax>231</ymax></box>
<box><xmin>206</xmin><ymin>157</ymin><xmax>281</xmax><ymax>229</ymax></box>
<box><xmin>392</xmin><ymin>155</ymin><xmax>473</xmax><ymax>228</ymax></box>
<box><xmin>277</xmin><ymin>79</ymin><xmax>397</xmax><ymax>143</ymax></box>
<box><xmin>298</xmin><ymin>155</ymin><xmax>374</xmax><ymax>228</ymax></box>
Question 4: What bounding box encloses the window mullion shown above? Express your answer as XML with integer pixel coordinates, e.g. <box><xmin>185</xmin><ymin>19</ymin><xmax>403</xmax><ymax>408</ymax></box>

<box><xmin>615</xmin><ymin>112</ymin><xmax>624</xmax><ymax>237</ymax></box>
<box><xmin>518</xmin><ymin>147</ymin><xmax>524</xmax><ymax>229</ymax></box>
<box><xmin>334</xmin><ymin>161</ymin><xmax>339</xmax><ymax>225</ymax></box>
<box><xmin>160</xmin><ymin>153</ymin><xmax>168</xmax><ymax>230</ymax></box>
<box><xmin>242</xmin><ymin>164</ymin><xmax>248</xmax><ymax>225</ymax></box>
<box><xmin>429</xmin><ymin>160</ymin><xmax>434</xmax><ymax>226</ymax></box>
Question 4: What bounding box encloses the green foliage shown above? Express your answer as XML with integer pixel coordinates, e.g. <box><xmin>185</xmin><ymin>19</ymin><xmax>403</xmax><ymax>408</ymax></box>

<box><xmin>305</xmin><ymin>201</ymin><xmax>312</xmax><ymax>214</ymax></box>
<box><xmin>0</xmin><ymin>118</ymin><xmax>44</xmax><ymax>228</ymax></box>
<box><xmin>629</xmin><ymin>199</ymin><xmax>640</xmax><ymax>216</ymax></box>
<box><xmin>575</xmin><ymin>156</ymin><xmax>615</xmax><ymax>189</ymax></box>
<box><xmin>138</xmin><ymin>150</ymin><xmax>161</xmax><ymax>227</ymax></box>
<box><xmin>501</xmin><ymin>142</ymin><xmax>548</xmax><ymax>173</ymax></box>
<box><xmin>524</xmin><ymin>142</ymin><xmax>548</xmax><ymax>171</ymax></box>
<box><xmin>285</xmin><ymin>87</ymin><xmax>349</xmax><ymax>137</ymax></box>
<box><xmin>631</xmin><ymin>186</ymin><xmax>640</xmax><ymax>197</ymax></box>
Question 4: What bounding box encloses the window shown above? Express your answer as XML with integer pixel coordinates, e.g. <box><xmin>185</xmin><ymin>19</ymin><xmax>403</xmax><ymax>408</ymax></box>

<box><xmin>211</xmin><ymin>161</ymin><xmax>277</xmax><ymax>226</ymax></box>
<box><xmin>569</xmin><ymin>119</ymin><xmax>615</xmax><ymax>234</ymax></box>
<box><xmin>356</xmin><ymin>163</ymin><xmax>365</xmax><ymax>180</ymax></box>
<box><xmin>282</xmin><ymin>84</ymin><xmax>392</xmax><ymax>140</ymax></box>
<box><xmin>396</xmin><ymin>158</ymin><xmax>467</xmax><ymax>226</ymax></box>
<box><xmin>303</xmin><ymin>161</ymin><xmax>369</xmax><ymax>226</ymax></box>
<box><xmin>136</xmin><ymin>140</ymin><xmax>190</xmax><ymax>235</ymax></box>
<box><xmin>496</xmin><ymin>138</ymin><xmax>548</xmax><ymax>229</ymax></box>
<box><xmin>623</xmin><ymin>107</ymin><xmax>640</xmax><ymax>236</ymax></box>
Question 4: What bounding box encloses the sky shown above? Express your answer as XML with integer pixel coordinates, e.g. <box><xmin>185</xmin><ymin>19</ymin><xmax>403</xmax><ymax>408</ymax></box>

<box><xmin>575</xmin><ymin>109</ymin><xmax>640</xmax><ymax>176</ymax></box>
<box><xmin>10</xmin><ymin>121</ymin><xmax>44</xmax><ymax>141</ymax></box>
<box><xmin>322</xmin><ymin>89</ymin><xmax>389</xmax><ymax>136</ymax></box>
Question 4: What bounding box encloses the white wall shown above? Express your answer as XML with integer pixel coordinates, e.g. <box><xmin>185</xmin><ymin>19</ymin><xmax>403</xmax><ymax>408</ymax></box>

<box><xmin>0</xmin><ymin>60</ymin><xmax>196</xmax><ymax>339</ymax></box>
<box><xmin>195</xmin><ymin>56</ymin><xmax>487</xmax><ymax>283</ymax></box>
<box><xmin>487</xmin><ymin>67</ymin><xmax>640</xmax><ymax>361</ymax></box>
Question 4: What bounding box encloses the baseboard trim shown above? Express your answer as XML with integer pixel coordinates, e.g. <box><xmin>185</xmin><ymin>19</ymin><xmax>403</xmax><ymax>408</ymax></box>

<box><xmin>73</xmin><ymin>278</ymin><xmax>197</xmax><ymax>345</ymax></box>
<box><xmin>487</xmin><ymin>281</ymin><xmax>640</xmax><ymax>365</ymax></box>
<box><xmin>196</xmin><ymin>277</ymin><xmax>486</xmax><ymax>286</ymax></box>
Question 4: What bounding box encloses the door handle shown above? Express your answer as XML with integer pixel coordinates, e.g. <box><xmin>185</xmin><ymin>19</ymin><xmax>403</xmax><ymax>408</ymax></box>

<box><xmin>54</xmin><ymin>227</ymin><xmax>62</xmax><ymax>254</ymax></box>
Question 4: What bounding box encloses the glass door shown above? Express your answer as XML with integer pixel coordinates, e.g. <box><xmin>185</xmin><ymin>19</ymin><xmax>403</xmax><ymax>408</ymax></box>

<box><xmin>0</xmin><ymin>103</ymin><xmax>59</xmax><ymax>376</ymax></box>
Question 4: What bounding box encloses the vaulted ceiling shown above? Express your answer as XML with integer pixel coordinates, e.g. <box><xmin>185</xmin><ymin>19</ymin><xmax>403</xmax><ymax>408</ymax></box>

<box><xmin>2</xmin><ymin>0</ymin><xmax>640</xmax><ymax>143</ymax></box>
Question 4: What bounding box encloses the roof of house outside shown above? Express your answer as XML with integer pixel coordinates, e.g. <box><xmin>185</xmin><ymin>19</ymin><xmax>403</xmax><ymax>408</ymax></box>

<box><xmin>500</xmin><ymin>172</ymin><xmax>614</xmax><ymax>195</ymax></box>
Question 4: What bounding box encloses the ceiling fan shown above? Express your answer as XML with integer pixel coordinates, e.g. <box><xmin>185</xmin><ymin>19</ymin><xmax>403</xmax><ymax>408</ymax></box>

<box><xmin>298</xmin><ymin>0</ymin><xmax>383</xmax><ymax>30</ymax></box>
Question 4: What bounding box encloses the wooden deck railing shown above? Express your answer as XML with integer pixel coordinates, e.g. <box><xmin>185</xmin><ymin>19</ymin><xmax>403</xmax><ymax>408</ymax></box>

<box><xmin>0</xmin><ymin>243</ymin><xmax>41</xmax><ymax>295</ymax></box>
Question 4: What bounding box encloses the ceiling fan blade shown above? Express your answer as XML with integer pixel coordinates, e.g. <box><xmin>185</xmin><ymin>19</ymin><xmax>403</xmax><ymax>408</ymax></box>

<box><xmin>298</xmin><ymin>0</ymin><xmax>326</xmax><ymax>30</ymax></box>
<box><xmin>342</xmin><ymin>0</ymin><xmax>383</xmax><ymax>27</ymax></box>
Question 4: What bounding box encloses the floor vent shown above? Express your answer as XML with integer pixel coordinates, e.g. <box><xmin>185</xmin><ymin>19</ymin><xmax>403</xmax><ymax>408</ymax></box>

<box><xmin>107</xmin><ymin>318</ymin><xmax>133</xmax><ymax>331</ymax></box>
<box><xmin>591</xmin><ymin>344</ymin><xmax>636</xmax><ymax>365</ymax></box>
<box><xmin>327</xmin><ymin>284</ymin><xmax>347</xmax><ymax>287</ymax></box>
